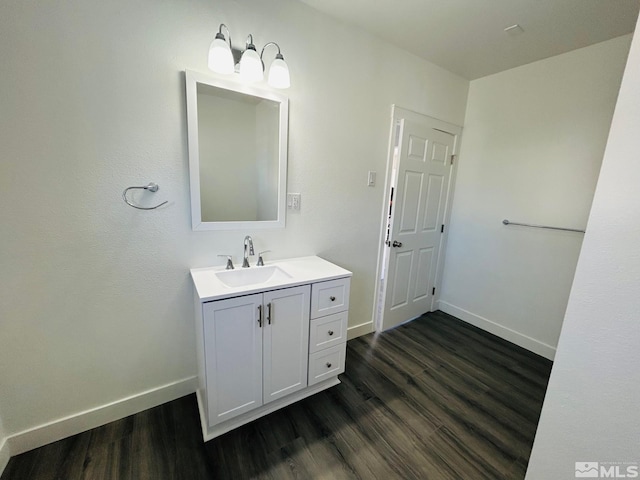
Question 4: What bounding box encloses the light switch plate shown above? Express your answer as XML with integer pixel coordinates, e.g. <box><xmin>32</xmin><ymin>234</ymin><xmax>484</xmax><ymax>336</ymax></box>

<box><xmin>287</xmin><ymin>193</ymin><xmax>301</xmax><ymax>210</ymax></box>
<box><xmin>367</xmin><ymin>171</ymin><xmax>376</xmax><ymax>187</ymax></box>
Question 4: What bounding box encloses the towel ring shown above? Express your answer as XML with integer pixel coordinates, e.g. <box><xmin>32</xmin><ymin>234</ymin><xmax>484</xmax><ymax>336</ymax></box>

<box><xmin>122</xmin><ymin>182</ymin><xmax>168</xmax><ymax>210</ymax></box>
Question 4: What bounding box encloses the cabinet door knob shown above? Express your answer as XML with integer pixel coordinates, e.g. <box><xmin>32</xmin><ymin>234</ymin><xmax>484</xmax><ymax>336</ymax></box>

<box><xmin>326</xmin><ymin>362</ymin><xmax>332</xmax><ymax>368</ymax></box>
<box><xmin>328</xmin><ymin>330</ymin><xmax>334</xmax><ymax>336</ymax></box>
<box><xmin>330</xmin><ymin>296</ymin><xmax>336</xmax><ymax>302</ymax></box>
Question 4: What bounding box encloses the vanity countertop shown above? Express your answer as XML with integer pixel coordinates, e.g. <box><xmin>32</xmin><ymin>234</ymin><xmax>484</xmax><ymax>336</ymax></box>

<box><xmin>191</xmin><ymin>255</ymin><xmax>352</xmax><ymax>302</ymax></box>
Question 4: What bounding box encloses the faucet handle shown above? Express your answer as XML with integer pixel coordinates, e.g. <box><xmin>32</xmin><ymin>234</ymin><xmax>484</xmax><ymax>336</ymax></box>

<box><xmin>217</xmin><ymin>255</ymin><xmax>234</xmax><ymax>270</ymax></box>
<box><xmin>257</xmin><ymin>250</ymin><xmax>271</xmax><ymax>266</ymax></box>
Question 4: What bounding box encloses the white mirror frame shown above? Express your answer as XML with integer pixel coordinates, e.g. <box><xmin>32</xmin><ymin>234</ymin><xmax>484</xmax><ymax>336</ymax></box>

<box><xmin>185</xmin><ymin>69</ymin><xmax>289</xmax><ymax>231</ymax></box>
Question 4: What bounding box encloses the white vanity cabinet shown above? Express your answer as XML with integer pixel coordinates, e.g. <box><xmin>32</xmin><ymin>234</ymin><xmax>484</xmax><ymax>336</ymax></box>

<box><xmin>308</xmin><ymin>278</ymin><xmax>350</xmax><ymax>385</ymax></box>
<box><xmin>203</xmin><ymin>285</ymin><xmax>310</xmax><ymax>427</ymax></box>
<box><xmin>191</xmin><ymin>256</ymin><xmax>352</xmax><ymax>441</ymax></box>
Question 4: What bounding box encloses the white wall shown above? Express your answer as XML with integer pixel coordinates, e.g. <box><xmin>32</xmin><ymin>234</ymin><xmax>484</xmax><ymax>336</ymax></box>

<box><xmin>0</xmin><ymin>0</ymin><xmax>468</xmax><ymax>455</ymax></box>
<box><xmin>438</xmin><ymin>35</ymin><xmax>631</xmax><ymax>358</ymax></box>
<box><xmin>526</xmin><ymin>17</ymin><xmax>640</xmax><ymax>480</ymax></box>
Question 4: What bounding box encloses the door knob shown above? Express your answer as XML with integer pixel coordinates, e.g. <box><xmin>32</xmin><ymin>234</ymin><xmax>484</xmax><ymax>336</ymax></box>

<box><xmin>392</xmin><ymin>240</ymin><xmax>403</xmax><ymax>247</ymax></box>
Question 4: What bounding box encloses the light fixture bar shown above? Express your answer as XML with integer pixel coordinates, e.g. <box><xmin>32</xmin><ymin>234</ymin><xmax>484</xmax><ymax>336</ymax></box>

<box><xmin>207</xmin><ymin>25</ymin><xmax>290</xmax><ymax>89</ymax></box>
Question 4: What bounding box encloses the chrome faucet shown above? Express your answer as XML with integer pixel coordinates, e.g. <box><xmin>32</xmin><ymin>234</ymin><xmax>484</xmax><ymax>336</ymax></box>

<box><xmin>242</xmin><ymin>235</ymin><xmax>254</xmax><ymax>268</ymax></box>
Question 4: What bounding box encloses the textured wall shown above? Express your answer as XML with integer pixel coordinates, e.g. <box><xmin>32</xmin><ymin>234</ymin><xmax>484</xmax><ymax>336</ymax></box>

<box><xmin>439</xmin><ymin>35</ymin><xmax>631</xmax><ymax>358</ymax></box>
<box><xmin>526</xmin><ymin>17</ymin><xmax>640</xmax><ymax>480</ymax></box>
<box><xmin>0</xmin><ymin>0</ymin><xmax>468</xmax><ymax>440</ymax></box>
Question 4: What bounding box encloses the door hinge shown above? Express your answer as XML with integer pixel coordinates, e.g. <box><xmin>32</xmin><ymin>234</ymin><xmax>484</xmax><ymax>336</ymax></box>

<box><xmin>441</xmin><ymin>224</ymin><xmax>445</xmax><ymax>233</ymax></box>
<box><xmin>432</xmin><ymin>287</ymin><xmax>436</xmax><ymax>295</ymax></box>
<box><xmin>450</xmin><ymin>154</ymin><xmax>456</xmax><ymax>165</ymax></box>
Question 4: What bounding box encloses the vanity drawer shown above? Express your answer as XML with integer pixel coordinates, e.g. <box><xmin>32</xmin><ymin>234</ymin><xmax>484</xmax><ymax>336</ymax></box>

<box><xmin>308</xmin><ymin>344</ymin><xmax>346</xmax><ymax>386</ymax></box>
<box><xmin>309</xmin><ymin>311</ymin><xmax>348</xmax><ymax>353</ymax></box>
<box><xmin>310</xmin><ymin>277</ymin><xmax>350</xmax><ymax>319</ymax></box>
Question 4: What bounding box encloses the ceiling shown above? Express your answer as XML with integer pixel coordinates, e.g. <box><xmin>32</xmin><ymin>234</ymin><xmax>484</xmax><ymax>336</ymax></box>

<box><xmin>298</xmin><ymin>0</ymin><xmax>640</xmax><ymax>80</ymax></box>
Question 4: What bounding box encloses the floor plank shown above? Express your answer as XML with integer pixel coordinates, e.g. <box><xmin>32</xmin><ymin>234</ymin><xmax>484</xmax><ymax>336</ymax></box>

<box><xmin>1</xmin><ymin>311</ymin><xmax>552</xmax><ymax>480</ymax></box>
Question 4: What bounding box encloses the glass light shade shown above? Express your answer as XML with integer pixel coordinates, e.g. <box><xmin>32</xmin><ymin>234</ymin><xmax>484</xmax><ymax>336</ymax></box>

<box><xmin>208</xmin><ymin>36</ymin><xmax>234</xmax><ymax>74</ymax></box>
<box><xmin>239</xmin><ymin>47</ymin><xmax>264</xmax><ymax>82</ymax></box>
<box><xmin>267</xmin><ymin>56</ymin><xmax>290</xmax><ymax>89</ymax></box>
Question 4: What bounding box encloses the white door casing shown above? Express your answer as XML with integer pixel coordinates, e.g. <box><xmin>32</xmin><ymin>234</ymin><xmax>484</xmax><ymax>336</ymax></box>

<box><xmin>379</xmin><ymin>107</ymin><xmax>461</xmax><ymax>331</ymax></box>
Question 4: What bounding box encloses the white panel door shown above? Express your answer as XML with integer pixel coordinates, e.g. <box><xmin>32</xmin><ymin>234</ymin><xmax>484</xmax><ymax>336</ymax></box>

<box><xmin>203</xmin><ymin>293</ymin><xmax>263</xmax><ymax>426</ymax></box>
<box><xmin>382</xmin><ymin>116</ymin><xmax>455</xmax><ymax>330</ymax></box>
<box><xmin>263</xmin><ymin>285</ymin><xmax>311</xmax><ymax>403</ymax></box>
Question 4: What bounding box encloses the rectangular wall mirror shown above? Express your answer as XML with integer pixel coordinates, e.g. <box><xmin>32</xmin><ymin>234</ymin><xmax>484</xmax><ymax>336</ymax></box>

<box><xmin>185</xmin><ymin>70</ymin><xmax>288</xmax><ymax>230</ymax></box>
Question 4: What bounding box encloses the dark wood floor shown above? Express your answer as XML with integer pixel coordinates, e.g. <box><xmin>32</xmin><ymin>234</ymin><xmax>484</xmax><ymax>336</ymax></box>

<box><xmin>2</xmin><ymin>311</ymin><xmax>552</xmax><ymax>480</ymax></box>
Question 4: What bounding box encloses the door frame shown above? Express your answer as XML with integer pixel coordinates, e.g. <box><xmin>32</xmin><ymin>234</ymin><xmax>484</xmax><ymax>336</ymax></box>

<box><xmin>373</xmin><ymin>105</ymin><xmax>463</xmax><ymax>332</ymax></box>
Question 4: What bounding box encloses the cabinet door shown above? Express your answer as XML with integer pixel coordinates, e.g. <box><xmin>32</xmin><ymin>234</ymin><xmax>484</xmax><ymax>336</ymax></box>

<box><xmin>203</xmin><ymin>293</ymin><xmax>263</xmax><ymax>426</ymax></box>
<box><xmin>263</xmin><ymin>285</ymin><xmax>311</xmax><ymax>403</ymax></box>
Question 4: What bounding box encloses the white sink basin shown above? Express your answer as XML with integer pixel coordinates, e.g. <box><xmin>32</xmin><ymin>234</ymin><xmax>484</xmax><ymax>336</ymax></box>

<box><xmin>215</xmin><ymin>265</ymin><xmax>293</xmax><ymax>288</ymax></box>
<box><xmin>191</xmin><ymin>256</ymin><xmax>353</xmax><ymax>302</ymax></box>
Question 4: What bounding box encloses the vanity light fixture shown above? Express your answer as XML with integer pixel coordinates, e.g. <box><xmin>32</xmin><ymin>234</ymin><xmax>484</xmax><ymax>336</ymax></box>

<box><xmin>261</xmin><ymin>42</ymin><xmax>290</xmax><ymax>89</ymax></box>
<box><xmin>207</xmin><ymin>23</ymin><xmax>291</xmax><ymax>89</ymax></box>
<box><xmin>239</xmin><ymin>35</ymin><xmax>264</xmax><ymax>82</ymax></box>
<box><xmin>208</xmin><ymin>24</ymin><xmax>234</xmax><ymax>74</ymax></box>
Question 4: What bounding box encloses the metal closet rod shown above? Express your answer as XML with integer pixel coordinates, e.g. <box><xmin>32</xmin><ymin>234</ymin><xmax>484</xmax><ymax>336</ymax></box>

<box><xmin>502</xmin><ymin>219</ymin><xmax>585</xmax><ymax>233</ymax></box>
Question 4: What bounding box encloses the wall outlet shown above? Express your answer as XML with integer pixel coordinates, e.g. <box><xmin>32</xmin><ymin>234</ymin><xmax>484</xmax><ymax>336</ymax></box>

<box><xmin>287</xmin><ymin>193</ymin><xmax>301</xmax><ymax>210</ymax></box>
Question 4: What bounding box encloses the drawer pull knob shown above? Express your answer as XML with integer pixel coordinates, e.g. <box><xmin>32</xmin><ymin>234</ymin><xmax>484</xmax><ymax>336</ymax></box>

<box><xmin>330</xmin><ymin>296</ymin><xmax>336</xmax><ymax>301</ymax></box>
<box><xmin>326</xmin><ymin>362</ymin><xmax>332</xmax><ymax>368</ymax></box>
<box><xmin>328</xmin><ymin>330</ymin><xmax>334</xmax><ymax>336</ymax></box>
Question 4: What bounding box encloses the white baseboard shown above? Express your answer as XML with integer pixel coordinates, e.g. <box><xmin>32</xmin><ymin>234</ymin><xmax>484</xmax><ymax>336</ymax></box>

<box><xmin>436</xmin><ymin>301</ymin><xmax>556</xmax><ymax>360</ymax></box>
<box><xmin>347</xmin><ymin>321</ymin><xmax>373</xmax><ymax>340</ymax></box>
<box><xmin>0</xmin><ymin>436</ymin><xmax>10</xmax><ymax>477</ymax></box>
<box><xmin>7</xmin><ymin>376</ymin><xmax>197</xmax><ymax>456</ymax></box>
